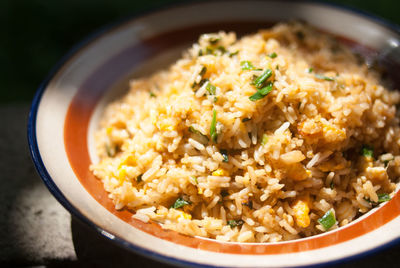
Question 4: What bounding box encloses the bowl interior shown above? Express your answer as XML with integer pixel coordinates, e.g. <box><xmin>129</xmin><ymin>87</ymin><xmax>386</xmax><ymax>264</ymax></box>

<box><xmin>31</xmin><ymin>1</ymin><xmax>400</xmax><ymax>267</ymax></box>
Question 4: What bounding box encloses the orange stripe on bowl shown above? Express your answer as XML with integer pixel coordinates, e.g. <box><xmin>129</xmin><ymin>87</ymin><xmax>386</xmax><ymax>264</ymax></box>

<box><xmin>64</xmin><ymin>21</ymin><xmax>400</xmax><ymax>254</ymax></box>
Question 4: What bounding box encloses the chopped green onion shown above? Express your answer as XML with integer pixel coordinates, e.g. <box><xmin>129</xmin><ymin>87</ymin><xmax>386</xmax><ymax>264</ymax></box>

<box><xmin>199</xmin><ymin>66</ymin><xmax>207</xmax><ymax>77</ymax></box>
<box><xmin>242</xmin><ymin>118</ymin><xmax>251</xmax><ymax>122</ymax></box>
<box><xmin>229</xmin><ymin>51</ymin><xmax>239</xmax><ymax>57</ymax></box>
<box><xmin>200</xmin><ymin>46</ymin><xmax>227</xmax><ymax>56</ymax></box>
<box><xmin>171</xmin><ymin>197</ymin><xmax>191</xmax><ymax>209</ymax></box>
<box><xmin>227</xmin><ymin>219</ymin><xmax>244</xmax><ymax>228</ymax></box>
<box><xmin>217</xmin><ymin>46</ymin><xmax>227</xmax><ymax>54</ymax></box>
<box><xmin>136</xmin><ymin>174</ymin><xmax>143</xmax><ymax>183</ymax></box>
<box><xmin>361</xmin><ymin>145</ymin><xmax>374</xmax><ymax>158</ymax></box>
<box><xmin>318</xmin><ymin>209</ymin><xmax>336</xmax><ymax>231</ymax></box>
<box><xmin>261</xmin><ymin>134</ymin><xmax>269</xmax><ymax>146</ymax></box>
<box><xmin>315</xmin><ymin>74</ymin><xmax>335</xmax><ymax>81</ymax></box>
<box><xmin>252</xmin><ymin>69</ymin><xmax>273</xmax><ymax>88</ymax></box>
<box><xmin>220</xmin><ymin>149</ymin><xmax>229</xmax><ymax>163</ymax></box>
<box><xmin>149</xmin><ymin>92</ymin><xmax>156</xmax><ymax>98</ymax></box>
<box><xmin>378</xmin><ymin>193</ymin><xmax>391</xmax><ymax>203</ymax></box>
<box><xmin>210</xmin><ymin>109</ymin><xmax>218</xmax><ymax>143</ymax></box>
<box><xmin>105</xmin><ymin>143</ymin><xmax>116</xmax><ymax>157</ymax></box>
<box><xmin>249</xmin><ymin>82</ymin><xmax>274</xmax><ymax>101</ymax></box>
<box><xmin>268</xmin><ymin>52</ymin><xmax>277</xmax><ymax>58</ymax></box>
<box><xmin>249</xmin><ymin>91</ymin><xmax>264</xmax><ymax>101</ymax></box>
<box><xmin>383</xmin><ymin>156</ymin><xmax>394</xmax><ymax>167</ymax></box>
<box><xmin>365</xmin><ymin>193</ymin><xmax>391</xmax><ymax>206</ymax></box>
<box><xmin>209</xmin><ymin>37</ymin><xmax>221</xmax><ymax>44</ymax></box>
<box><xmin>240</xmin><ymin>61</ymin><xmax>261</xmax><ymax>71</ymax></box>
<box><xmin>191</xmin><ymin>78</ymin><xmax>209</xmax><ymax>89</ymax></box>
<box><xmin>330</xmin><ymin>180</ymin><xmax>334</xmax><ymax>189</ymax></box>
<box><xmin>206</xmin><ymin>82</ymin><xmax>216</xmax><ymax>95</ymax></box>
<box><xmin>307</xmin><ymin>67</ymin><xmax>313</xmax><ymax>73</ymax></box>
<box><xmin>188</xmin><ymin>126</ymin><xmax>209</xmax><ymax>141</ymax></box>
<box><xmin>241</xmin><ymin>61</ymin><xmax>255</xmax><ymax>70</ymax></box>
<box><xmin>205</xmin><ymin>47</ymin><xmax>214</xmax><ymax>55</ymax></box>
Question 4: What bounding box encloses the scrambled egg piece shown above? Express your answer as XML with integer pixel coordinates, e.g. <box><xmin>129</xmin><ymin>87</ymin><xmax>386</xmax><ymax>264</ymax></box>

<box><xmin>293</xmin><ymin>199</ymin><xmax>311</xmax><ymax>228</ymax></box>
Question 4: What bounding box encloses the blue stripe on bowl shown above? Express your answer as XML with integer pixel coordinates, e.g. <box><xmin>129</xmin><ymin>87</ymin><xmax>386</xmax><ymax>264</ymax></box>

<box><xmin>27</xmin><ymin>1</ymin><xmax>400</xmax><ymax>267</ymax></box>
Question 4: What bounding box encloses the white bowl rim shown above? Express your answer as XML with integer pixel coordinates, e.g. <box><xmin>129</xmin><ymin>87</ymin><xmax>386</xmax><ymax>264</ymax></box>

<box><xmin>27</xmin><ymin>0</ymin><xmax>400</xmax><ymax>267</ymax></box>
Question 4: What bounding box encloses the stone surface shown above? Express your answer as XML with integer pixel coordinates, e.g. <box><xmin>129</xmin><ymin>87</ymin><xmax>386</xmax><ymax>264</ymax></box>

<box><xmin>1</xmin><ymin>102</ymin><xmax>400</xmax><ymax>267</ymax></box>
<box><xmin>0</xmin><ymin>102</ymin><xmax>76</xmax><ymax>265</ymax></box>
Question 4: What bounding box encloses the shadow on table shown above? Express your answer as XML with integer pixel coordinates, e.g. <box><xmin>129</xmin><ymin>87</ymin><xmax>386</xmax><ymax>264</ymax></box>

<box><xmin>69</xmin><ymin>217</ymin><xmax>174</xmax><ymax>268</ymax></box>
<box><xmin>67</xmin><ymin>213</ymin><xmax>400</xmax><ymax>268</ymax></box>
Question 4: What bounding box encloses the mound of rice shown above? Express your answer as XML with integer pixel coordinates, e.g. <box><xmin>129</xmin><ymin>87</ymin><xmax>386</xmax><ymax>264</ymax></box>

<box><xmin>90</xmin><ymin>22</ymin><xmax>400</xmax><ymax>242</ymax></box>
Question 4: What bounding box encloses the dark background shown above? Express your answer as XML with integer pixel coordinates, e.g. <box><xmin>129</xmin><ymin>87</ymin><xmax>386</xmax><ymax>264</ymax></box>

<box><xmin>2</xmin><ymin>0</ymin><xmax>400</xmax><ymax>267</ymax></box>
<box><xmin>1</xmin><ymin>0</ymin><xmax>400</xmax><ymax>103</ymax></box>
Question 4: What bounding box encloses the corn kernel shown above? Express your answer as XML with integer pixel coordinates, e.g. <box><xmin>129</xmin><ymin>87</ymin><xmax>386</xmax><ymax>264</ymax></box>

<box><xmin>118</xmin><ymin>166</ymin><xmax>127</xmax><ymax>183</ymax></box>
<box><xmin>212</xmin><ymin>168</ymin><xmax>229</xmax><ymax>176</ymax></box>
<box><xmin>106</xmin><ymin>126</ymin><xmax>113</xmax><ymax>135</ymax></box>
<box><xmin>198</xmin><ymin>188</ymin><xmax>203</xmax><ymax>195</ymax></box>
<box><xmin>180</xmin><ymin>211</ymin><xmax>192</xmax><ymax>220</ymax></box>
<box><xmin>119</xmin><ymin>155</ymin><xmax>136</xmax><ymax>168</ymax></box>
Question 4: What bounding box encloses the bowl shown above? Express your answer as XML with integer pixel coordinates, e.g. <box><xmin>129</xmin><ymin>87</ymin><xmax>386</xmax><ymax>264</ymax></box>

<box><xmin>28</xmin><ymin>1</ymin><xmax>400</xmax><ymax>267</ymax></box>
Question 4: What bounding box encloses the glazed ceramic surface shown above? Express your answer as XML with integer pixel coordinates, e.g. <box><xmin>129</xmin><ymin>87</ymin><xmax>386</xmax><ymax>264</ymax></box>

<box><xmin>28</xmin><ymin>1</ymin><xmax>400</xmax><ymax>267</ymax></box>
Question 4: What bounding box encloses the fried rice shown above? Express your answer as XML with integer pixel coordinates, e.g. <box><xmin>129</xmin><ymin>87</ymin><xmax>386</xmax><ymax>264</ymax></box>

<box><xmin>90</xmin><ymin>22</ymin><xmax>400</xmax><ymax>242</ymax></box>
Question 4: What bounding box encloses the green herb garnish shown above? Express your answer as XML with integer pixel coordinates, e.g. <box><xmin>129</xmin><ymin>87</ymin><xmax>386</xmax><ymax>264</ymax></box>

<box><xmin>229</xmin><ymin>51</ymin><xmax>239</xmax><ymax>57</ymax></box>
<box><xmin>206</xmin><ymin>82</ymin><xmax>216</xmax><ymax>95</ymax></box>
<box><xmin>261</xmin><ymin>133</ymin><xmax>269</xmax><ymax>146</ymax></box>
<box><xmin>149</xmin><ymin>92</ymin><xmax>156</xmax><ymax>98</ymax></box>
<box><xmin>315</xmin><ymin>74</ymin><xmax>335</xmax><ymax>81</ymax></box>
<box><xmin>220</xmin><ymin>149</ymin><xmax>229</xmax><ymax>163</ymax></box>
<box><xmin>209</xmin><ymin>37</ymin><xmax>221</xmax><ymax>44</ymax></box>
<box><xmin>249</xmin><ymin>82</ymin><xmax>274</xmax><ymax>101</ymax></box>
<box><xmin>307</xmin><ymin>68</ymin><xmax>313</xmax><ymax>73</ymax></box>
<box><xmin>268</xmin><ymin>52</ymin><xmax>277</xmax><ymax>58</ymax></box>
<box><xmin>105</xmin><ymin>143</ymin><xmax>116</xmax><ymax>157</ymax></box>
<box><xmin>192</xmin><ymin>77</ymin><xmax>209</xmax><ymax>89</ymax></box>
<box><xmin>361</xmin><ymin>145</ymin><xmax>374</xmax><ymax>158</ymax></box>
<box><xmin>364</xmin><ymin>193</ymin><xmax>391</xmax><ymax>206</ymax></box>
<box><xmin>240</xmin><ymin>61</ymin><xmax>262</xmax><ymax>71</ymax></box>
<box><xmin>228</xmin><ymin>219</ymin><xmax>244</xmax><ymax>228</ymax></box>
<box><xmin>136</xmin><ymin>174</ymin><xmax>143</xmax><ymax>183</ymax></box>
<box><xmin>252</xmin><ymin>69</ymin><xmax>273</xmax><ymax>88</ymax></box>
<box><xmin>171</xmin><ymin>197</ymin><xmax>191</xmax><ymax>209</ymax></box>
<box><xmin>200</xmin><ymin>46</ymin><xmax>227</xmax><ymax>56</ymax></box>
<box><xmin>317</xmin><ymin>209</ymin><xmax>336</xmax><ymax>231</ymax></box>
<box><xmin>383</xmin><ymin>156</ymin><xmax>394</xmax><ymax>167</ymax></box>
<box><xmin>378</xmin><ymin>193</ymin><xmax>391</xmax><ymax>203</ymax></box>
<box><xmin>199</xmin><ymin>66</ymin><xmax>207</xmax><ymax>77</ymax></box>
<box><xmin>242</xmin><ymin>118</ymin><xmax>251</xmax><ymax>122</ymax></box>
<box><xmin>217</xmin><ymin>46</ymin><xmax>227</xmax><ymax>54</ymax></box>
<box><xmin>210</xmin><ymin>109</ymin><xmax>218</xmax><ymax>143</ymax></box>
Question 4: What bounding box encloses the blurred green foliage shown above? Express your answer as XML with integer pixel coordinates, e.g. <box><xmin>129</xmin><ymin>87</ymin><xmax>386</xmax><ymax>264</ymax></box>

<box><xmin>1</xmin><ymin>0</ymin><xmax>399</xmax><ymax>103</ymax></box>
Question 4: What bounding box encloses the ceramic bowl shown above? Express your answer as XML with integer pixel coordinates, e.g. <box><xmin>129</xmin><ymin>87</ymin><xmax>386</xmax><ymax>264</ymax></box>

<box><xmin>28</xmin><ymin>1</ymin><xmax>400</xmax><ymax>267</ymax></box>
